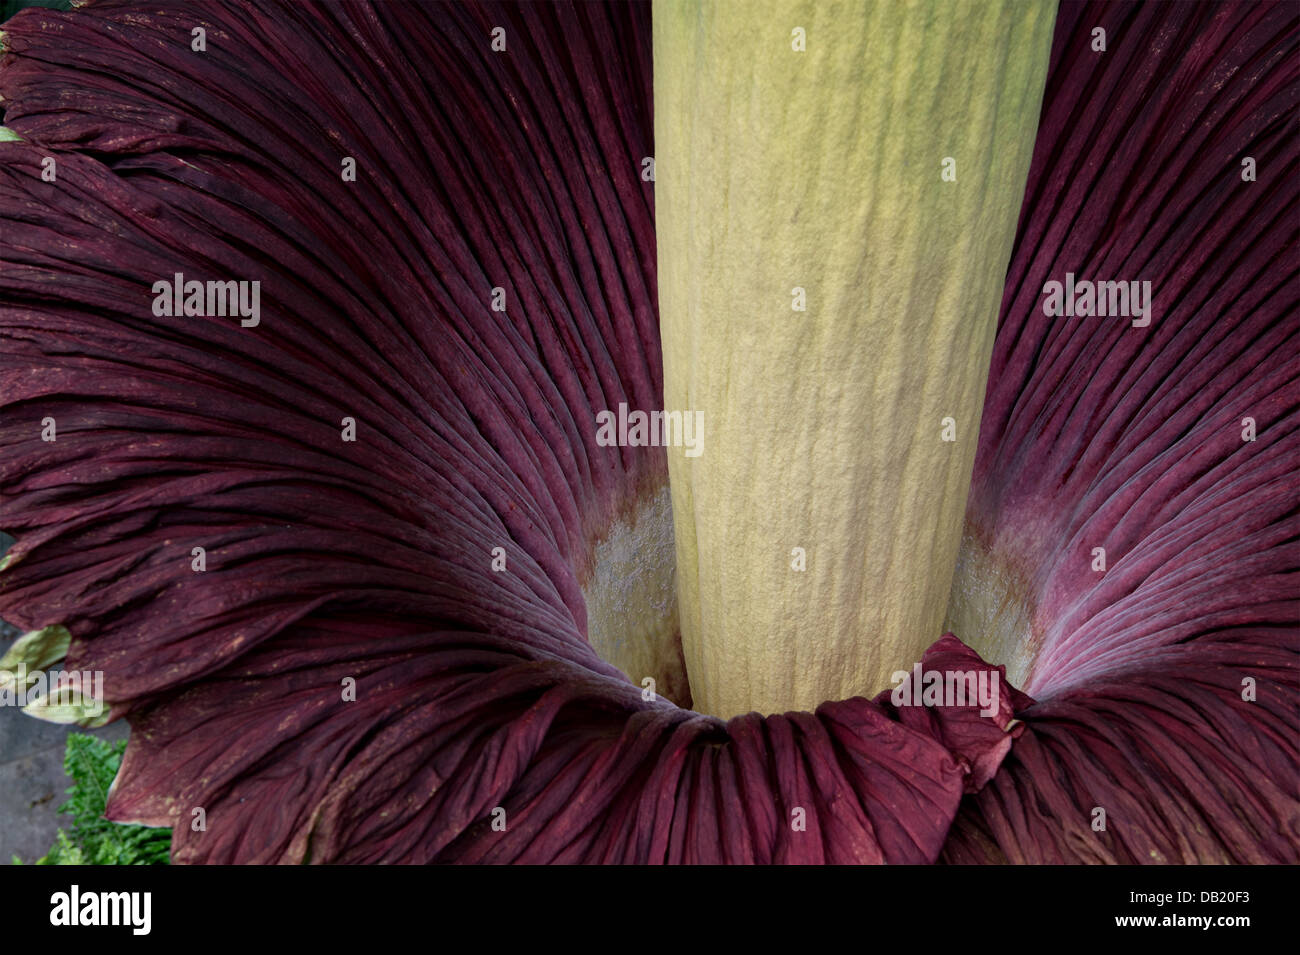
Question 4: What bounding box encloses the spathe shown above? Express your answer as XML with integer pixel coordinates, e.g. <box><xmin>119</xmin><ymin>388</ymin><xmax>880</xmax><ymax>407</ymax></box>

<box><xmin>944</xmin><ymin>0</ymin><xmax>1299</xmax><ymax>863</ymax></box>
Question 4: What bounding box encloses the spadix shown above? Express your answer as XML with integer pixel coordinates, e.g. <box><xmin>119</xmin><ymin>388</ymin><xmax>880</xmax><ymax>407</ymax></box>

<box><xmin>654</xmin><ymin>0</ymin><xmax>1057</xmax><ymax>717</ymax></box>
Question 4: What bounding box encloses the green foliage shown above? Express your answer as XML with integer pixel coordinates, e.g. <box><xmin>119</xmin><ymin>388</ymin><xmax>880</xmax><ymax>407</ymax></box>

<box><xmin>13</xmin><ymin>733</ymin><xmax>171</xmax><ymax>865</ymax></box>
<box><xmin>1</xmin><ymin>1</ymin><xmax>73</xmax><ymax>25</ymax></box>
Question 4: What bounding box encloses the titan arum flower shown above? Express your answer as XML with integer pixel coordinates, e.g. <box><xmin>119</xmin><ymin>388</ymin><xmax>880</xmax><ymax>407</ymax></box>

<box><xmin>0</xmin><ymin>0</ymin><xmax>1294</xmax><ymax>864</ymax></box>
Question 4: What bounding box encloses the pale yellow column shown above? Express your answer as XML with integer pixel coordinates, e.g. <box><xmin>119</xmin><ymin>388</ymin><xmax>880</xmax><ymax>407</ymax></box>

<box><xmin>654</xmin><ymin>0</ymin><xmax>1055</xmax><ymax>717</ymax></box>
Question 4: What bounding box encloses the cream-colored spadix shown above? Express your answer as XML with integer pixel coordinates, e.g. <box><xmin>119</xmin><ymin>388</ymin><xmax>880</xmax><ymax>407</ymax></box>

<box><xmin>654</xmin><ymin>0</ymin><xmax>1055</xmax><ymax>718</ymax></box>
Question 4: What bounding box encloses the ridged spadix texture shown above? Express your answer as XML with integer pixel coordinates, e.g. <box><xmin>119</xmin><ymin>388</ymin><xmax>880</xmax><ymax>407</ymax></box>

<box><xmin>0</xmin><ymin>0</ymin><xmax>1022</xmax><ymax>863</ymax></box>
<box><xmin>654</xmin><ymin>0</ymin><xmax>1057</xmax><ymax>717</ymax></box>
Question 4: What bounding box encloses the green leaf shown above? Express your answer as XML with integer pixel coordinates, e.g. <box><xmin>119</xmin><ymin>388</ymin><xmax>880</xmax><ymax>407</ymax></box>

<box><xmin>10</xmin><ymin>733</ymin><xmax>171</xmax><ymax>864</ymax></box>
